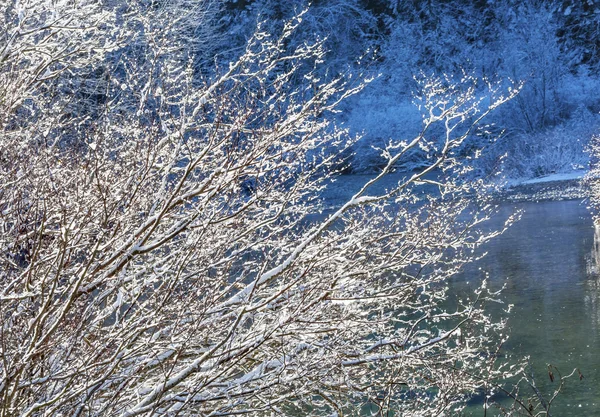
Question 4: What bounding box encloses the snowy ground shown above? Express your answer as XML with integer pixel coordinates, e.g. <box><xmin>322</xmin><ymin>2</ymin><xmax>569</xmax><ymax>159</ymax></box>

<box><xmin>510</xmin><ymin>170</ymin><xmax>587</xmax><ymax>186</ymax></box>
<box><xmin>501</xmin><ymin>170</ymin><xmax>590</xmax><ymax>202</ymax></box>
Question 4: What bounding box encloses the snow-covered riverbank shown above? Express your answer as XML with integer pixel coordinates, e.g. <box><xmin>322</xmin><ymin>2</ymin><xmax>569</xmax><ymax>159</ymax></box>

<box><xmin>321</xmin><ymin>169</ymin><xmax>591</xmax><ymax>210</ymax></box>
<box><xmin>500</xmin><ymin>170</ymin><xmax>590</xmax><ymax>202</ymax></box>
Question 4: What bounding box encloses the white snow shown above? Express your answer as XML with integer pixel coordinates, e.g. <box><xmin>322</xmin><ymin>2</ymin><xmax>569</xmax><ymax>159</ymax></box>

<box><xmin>520</xmin><ymin>170</ymin><xmax>587</xmax><ymax>185</ymax></box>
<box><xmin>503</xmin><ymin>169</ymin><xmax>588</xmax><ymax>188</ymax></box>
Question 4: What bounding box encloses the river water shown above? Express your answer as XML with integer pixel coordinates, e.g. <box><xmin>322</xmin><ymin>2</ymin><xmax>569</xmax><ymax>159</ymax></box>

<box><xmin>322</xmin><ymin>175</ymin><xmax>597</xmax><ymax>415</ymax></box>
<box><xmin>458</xmin><ymin>199</ymin><xmax>600</xmax><ymax>416</ymax></box>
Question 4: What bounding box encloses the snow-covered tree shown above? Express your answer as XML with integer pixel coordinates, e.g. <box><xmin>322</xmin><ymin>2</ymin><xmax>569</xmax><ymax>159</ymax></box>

<box><xmin>1</xmin><ymin>1</ymin><xmax>521</xmax><ymax>416</ymax></box>
<box><xmin>587</xmin><ymin>135</ymin><xmax>600</xmax><ymax>213</ymax></box>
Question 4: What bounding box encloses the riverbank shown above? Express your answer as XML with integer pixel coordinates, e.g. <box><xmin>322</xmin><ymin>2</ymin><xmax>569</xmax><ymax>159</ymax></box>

<box><xmin>322</xmin><ymin>170</ymin><xmax>591</xmax><ymax>210</ymax></box>
<box><xmin>500</xmin><ymin>170</ymin><xmax>590</xmax><ymax>202</ymax></box>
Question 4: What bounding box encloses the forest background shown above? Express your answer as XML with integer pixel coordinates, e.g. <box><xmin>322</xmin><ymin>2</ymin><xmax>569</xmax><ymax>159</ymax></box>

<box><xmin>221</xmin><ymin>0</ymin><xmax>600</xmax><ymax>178</ymax></box>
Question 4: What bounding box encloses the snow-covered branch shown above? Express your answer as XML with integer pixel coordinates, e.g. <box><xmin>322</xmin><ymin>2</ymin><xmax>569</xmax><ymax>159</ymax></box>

<box><xmin>0</xmin><ymin>2</ymin><xmax>520</xmax><ymax>416</ymax></box>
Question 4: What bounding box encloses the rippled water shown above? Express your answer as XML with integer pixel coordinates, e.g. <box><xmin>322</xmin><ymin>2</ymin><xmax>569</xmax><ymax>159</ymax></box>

<box><xmin>458</xmin><ymin>199</ymin><xmax>600</xmax><ymax>416</ymax></box>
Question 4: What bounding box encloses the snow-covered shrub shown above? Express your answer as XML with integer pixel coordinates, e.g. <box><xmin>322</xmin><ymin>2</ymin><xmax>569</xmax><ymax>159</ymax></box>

<box><xmin>585</xmin><ymin>131</ymin><xmax>600</xmax><ymax>219</ymax></box>
<box><xmin>488</xmin><ymin>107</ymin><xmax>598</xmax><ymax>179</ymax></box>
<box><xmin>344</xmin><ymin>86</ymin><xmax>422</xmax><ymax>172</ymax></box>
<box><xmin>1</xmin><ymin>2</ymin><xmax>523</xmax><ymax>416</ymax></box>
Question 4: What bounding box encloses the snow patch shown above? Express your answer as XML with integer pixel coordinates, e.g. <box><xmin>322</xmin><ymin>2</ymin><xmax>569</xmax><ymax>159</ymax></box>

<box><xmin>520</xmin><ymin>170</ymin><xmax>587</xmax><ymax>185</ymax></box>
